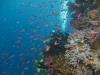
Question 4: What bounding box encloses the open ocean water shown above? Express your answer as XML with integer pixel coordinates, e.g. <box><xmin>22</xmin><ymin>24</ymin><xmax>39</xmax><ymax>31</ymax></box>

<box><xmin>0</xmin><ymin>0</ymin><xmax>63</xmax><ymax>75</ymax></box>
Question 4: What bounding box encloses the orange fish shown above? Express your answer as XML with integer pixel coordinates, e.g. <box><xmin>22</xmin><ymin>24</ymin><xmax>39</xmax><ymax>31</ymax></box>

<box><xmin>31</xmin><ymin>48</ymin><xmax>35</xmax><ymax>51</ymax></box>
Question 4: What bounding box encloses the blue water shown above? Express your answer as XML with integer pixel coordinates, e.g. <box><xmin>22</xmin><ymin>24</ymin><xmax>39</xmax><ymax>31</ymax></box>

<box><xmin>0</xmin><ymin>0</ymin><xmax>60</xmax><ymax>75</ymax></box>
<box><xmin>0</xmin><ymin>0</ymin><xmax>75</xmax><ymax>75</ymax></box>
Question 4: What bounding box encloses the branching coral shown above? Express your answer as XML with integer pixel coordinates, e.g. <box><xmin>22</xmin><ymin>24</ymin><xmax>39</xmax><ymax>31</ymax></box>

<box><xmin>65</xmin><ymin>31</ymin><xmax>92</xmax><ymax>66</ymax></box>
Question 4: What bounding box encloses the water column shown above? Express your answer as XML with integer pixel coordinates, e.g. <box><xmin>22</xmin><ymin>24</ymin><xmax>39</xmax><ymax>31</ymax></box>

<box><xmin>60</xmin><ymin>0</ymin><xmax>76</xmax><ymax>33</ymax></box>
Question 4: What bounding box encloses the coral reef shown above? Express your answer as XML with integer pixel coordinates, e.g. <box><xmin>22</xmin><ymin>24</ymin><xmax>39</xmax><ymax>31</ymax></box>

<box><xmin>37</xmin><ymin>0</ymin><xmax>100</xmax><ymax>75</ymax></box>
